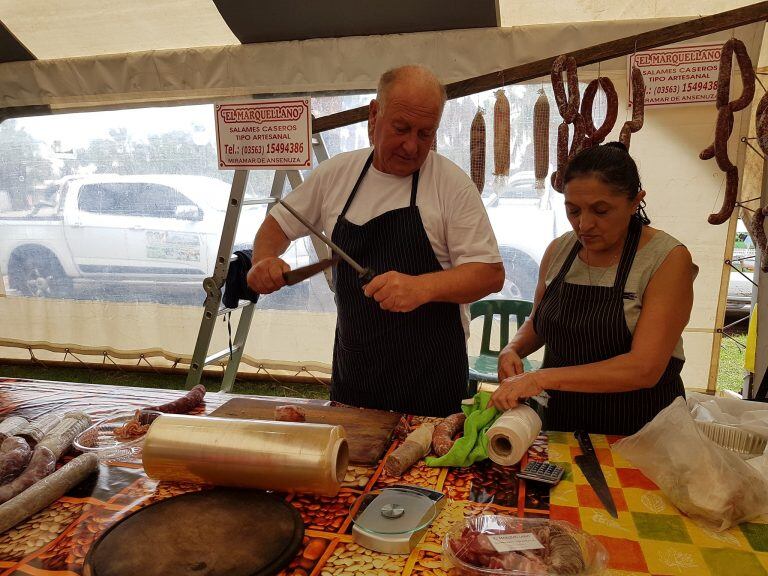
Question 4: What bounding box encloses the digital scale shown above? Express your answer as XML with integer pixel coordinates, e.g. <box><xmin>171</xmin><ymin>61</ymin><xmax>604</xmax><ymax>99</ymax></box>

<box><xmin>352</xmin><ymin>486</ymin><xmax>446</xmax><ymax>555</ymax></box>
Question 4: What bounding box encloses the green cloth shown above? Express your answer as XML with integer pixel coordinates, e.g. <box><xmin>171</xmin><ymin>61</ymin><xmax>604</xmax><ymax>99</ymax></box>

<box><xmin>424</xmin><ymin>391</ymin><xmax>500</xmax><ymax>468</ymax></box>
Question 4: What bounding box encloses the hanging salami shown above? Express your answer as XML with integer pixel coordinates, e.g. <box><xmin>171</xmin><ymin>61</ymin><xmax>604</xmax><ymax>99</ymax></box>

<box><xmin>493</xmin><ymin>90</ymin><xmax>511</xmax><ymax>177</ymax></box>
<box><xmin>533</xmin><ymin>89</ymin><xmax>550</xmax><ymax>190</ymax></box>
<box><xmin>470</xmin><ymin>108</ymin><xmax>486</xmax><ymax>193</ymax></box>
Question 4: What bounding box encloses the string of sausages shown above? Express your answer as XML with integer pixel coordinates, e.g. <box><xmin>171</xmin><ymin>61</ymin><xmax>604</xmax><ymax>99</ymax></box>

<box><xmin>700</xmin><ymin>38</ymin><xmax>755</xmax><ymax>225</ymax></box>
<box><xmin>550</xmin><ymin>55</ymin><xmax>584</xmax><ymax>192</ymax></box>
<box><xmin>752</xmin><ymin>88</ymin><xmax>768</xmax><ymax>267</ymax></box>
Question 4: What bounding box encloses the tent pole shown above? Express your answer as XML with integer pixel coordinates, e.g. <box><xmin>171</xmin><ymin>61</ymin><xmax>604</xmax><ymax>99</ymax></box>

<box><xmin>754</xmin><ymin>158</ymin><xmax>768</xmax><ymax>399</ymax></box>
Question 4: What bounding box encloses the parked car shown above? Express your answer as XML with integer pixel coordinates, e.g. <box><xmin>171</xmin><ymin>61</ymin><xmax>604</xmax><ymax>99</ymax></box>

<box><xmin>0</xmin><ymin>174</ymin><xmax>313</xmax><ymax>308</ymax></box>
<box><xmin>482</xmin><ymin>170</ymin><xmax>569</xmax><ymax>302</ymax></box>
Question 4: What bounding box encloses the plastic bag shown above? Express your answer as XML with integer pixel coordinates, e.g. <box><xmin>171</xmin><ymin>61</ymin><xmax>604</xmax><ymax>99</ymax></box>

<box><xmin>614</xmin><ymin>397</ymin><xmax>768</xmax><ymax>531</ymax></box>
<box><xmin>687</xmin><ymin>391</ymin><xmax>768</xmax><ymax>440</ymax></box>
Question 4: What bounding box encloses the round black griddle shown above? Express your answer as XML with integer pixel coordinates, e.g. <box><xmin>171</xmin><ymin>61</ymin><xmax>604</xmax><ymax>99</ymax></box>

<box><xmin>83</xmin><ymin>488</ymin><xmax>304</xmax><ymax>576</ymax></box>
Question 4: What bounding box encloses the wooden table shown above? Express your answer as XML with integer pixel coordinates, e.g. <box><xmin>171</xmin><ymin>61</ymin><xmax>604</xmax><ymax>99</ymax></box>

<box><xmin>0</xmin><ymin>377</ymin><xmax>766</xmax><ymax>576</ymax></box>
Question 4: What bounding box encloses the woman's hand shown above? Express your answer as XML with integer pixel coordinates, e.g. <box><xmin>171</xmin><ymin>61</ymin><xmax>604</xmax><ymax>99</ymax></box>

<box><xmin>498</xmin><ymin>344</ymin><xmax>525</xmax><ymax>381</ymax></box>
<box><xmin>489</xmin><ymin>372</ymin><xmax>544</xmax><ymax>411</ymax></box>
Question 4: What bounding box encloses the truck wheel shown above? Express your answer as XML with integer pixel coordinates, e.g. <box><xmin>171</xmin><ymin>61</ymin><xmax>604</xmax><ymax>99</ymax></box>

<box><xmin>9</xmin><ymin>249</ymin><xmax>73</xmax><ymax>298</ymax></box>
<box><xmin>498</xmin><ymin>248</ymin><xmax>539</xmax><ymax>302</ymax></box>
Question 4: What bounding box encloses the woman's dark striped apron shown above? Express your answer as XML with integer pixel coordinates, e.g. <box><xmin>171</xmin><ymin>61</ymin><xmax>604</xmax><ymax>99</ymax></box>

<box><xmin>329</xmin><ymin>151</ymin><xmax>468</xmax><ymax>417</ymax></box>
<box><xmin>533</xmin><ymin>217</ymin><xmax>684</xmax><ymax>435</ymax></box>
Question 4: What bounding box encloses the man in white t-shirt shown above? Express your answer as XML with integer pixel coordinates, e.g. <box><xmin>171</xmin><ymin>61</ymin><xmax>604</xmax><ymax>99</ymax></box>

<box><xmin>247</xmin><ymin>65</ymin><xmax>504</xmax><ymax>416</ymax></box>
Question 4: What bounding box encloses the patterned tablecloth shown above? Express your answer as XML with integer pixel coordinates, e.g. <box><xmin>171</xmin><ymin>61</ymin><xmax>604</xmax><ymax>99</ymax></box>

<box><xmin>0</xmin><ymin>377</ymin><xmax>766</xmax><ymax>576</ymax></box>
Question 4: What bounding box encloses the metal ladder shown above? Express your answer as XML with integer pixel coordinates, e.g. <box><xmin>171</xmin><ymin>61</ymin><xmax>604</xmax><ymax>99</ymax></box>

<box><xmin>185</xmin><ymin>133</ymin><xmax>331</xmax><ymax>392</ymax></box>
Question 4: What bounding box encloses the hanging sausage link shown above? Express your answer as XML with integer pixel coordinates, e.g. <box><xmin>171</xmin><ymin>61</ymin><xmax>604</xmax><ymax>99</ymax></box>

<box><xmin>619</xmin><ymin>66</ymin><xmax>645</xmax><ymax>150</ymax></box>
<box><xmin>582</xmin><ymin>77</ymin><xmax>619</xmax><ymax>148</ymax></box>
<box><xmin>700</xmin><ymin>38</ymin><xmax>755</xmax><ymax>225</ymax></box>
<box><xmin>751</xmin><ymin>206</ymin><xmax>768</xmax><ymax>273</ymax></box>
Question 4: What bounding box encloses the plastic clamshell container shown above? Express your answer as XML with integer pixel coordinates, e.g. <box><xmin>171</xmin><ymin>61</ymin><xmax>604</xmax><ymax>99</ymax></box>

<box><xmin>442</xmin><ymin>515</ymin><xmax>608</xmax><ymax>576</ymax></box>
<box><xmin>73</xmin><ymin>411</ymin><xmax>160</xmax><ymax>460</ymax></box>
<box><xmin>696</xmin><ymin>421</ymin><xmax>768</xmax><ymax>459</ymax></box>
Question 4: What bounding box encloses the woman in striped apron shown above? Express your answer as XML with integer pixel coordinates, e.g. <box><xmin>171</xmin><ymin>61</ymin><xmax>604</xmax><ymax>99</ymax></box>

<box><xmin>489</xmin><ymin>143</ymin><xmax>697</xmax><ymax>435</ymax></box>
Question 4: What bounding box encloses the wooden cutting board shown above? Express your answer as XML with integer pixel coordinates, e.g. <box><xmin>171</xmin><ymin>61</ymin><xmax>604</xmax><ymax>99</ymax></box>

<box><xmin>210</xmin><ymin>398</ymin><xmax>402</xmax><ymax>465</ymax></box>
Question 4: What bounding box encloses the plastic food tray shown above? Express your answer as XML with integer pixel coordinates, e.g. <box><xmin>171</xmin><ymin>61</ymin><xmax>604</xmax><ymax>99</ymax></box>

<box><xmin>73</xmin><ymin>411</ymin><xmax>159</xmax><ymax>461</ymax></box>
<box><xmin>696</xmin><ymin>420</ymin><xmax>768</xmax><ymax>459</ymax></box>
<box><xmin>443</xmin><ymin>515</ymin><xmax>607</xmax><ymax>576</ymax></box>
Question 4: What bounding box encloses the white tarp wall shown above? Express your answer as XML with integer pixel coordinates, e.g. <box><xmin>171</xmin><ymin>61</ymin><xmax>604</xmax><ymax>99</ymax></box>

<box><xmin>0</xmin><ymin>12</ymin><xmax>764</xmax><ymax>391</ymax></box>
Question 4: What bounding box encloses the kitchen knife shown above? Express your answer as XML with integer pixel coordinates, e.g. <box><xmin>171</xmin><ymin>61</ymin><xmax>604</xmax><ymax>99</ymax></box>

<box><xmin>573</xmin><ymin>429</ymin><xmax>618</xmax><ymax>519</ymax></box>
<box><xmin>278</xmin><ymin>199</ymin><xmax>376</xmax><ymax>283</ymax></box>
<box><xmin>282</xmin><ymin>255</ymin><xmax>340</xmax><ymax>286</ymax></box>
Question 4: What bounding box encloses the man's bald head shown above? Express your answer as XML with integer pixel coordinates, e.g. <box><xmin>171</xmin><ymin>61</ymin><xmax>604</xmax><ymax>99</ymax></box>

<box><xmin>376</xmin><ymin>65</ymin><xmax>447</xmax><ymax>113</ymax></box>
<box><xmin>368</xmin><ymin>65</ymin><xmax>445</xmax><ymax>176</ymax></box>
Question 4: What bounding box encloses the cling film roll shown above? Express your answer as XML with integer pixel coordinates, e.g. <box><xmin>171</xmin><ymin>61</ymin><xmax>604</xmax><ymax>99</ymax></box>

<box><xmin>142</xmin><ymin>415</ymin><xmax>349</xmax><ymax>497</ymax></box>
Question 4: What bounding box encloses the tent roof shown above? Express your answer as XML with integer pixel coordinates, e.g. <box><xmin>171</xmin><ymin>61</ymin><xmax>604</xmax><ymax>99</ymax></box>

<box><xmin>0</xmin><ymin>1</ymin><xmax>765</xmax><ymax>119</ymax></box>
<box><xmin>0</xmin><ymin>0</ymin><xmax>498</xmax><ymax>63</ymax></box>
<box><xmin>0</xmin><ymin>1</ymin><xmax>757</xmax><ymax>64</ymax></box>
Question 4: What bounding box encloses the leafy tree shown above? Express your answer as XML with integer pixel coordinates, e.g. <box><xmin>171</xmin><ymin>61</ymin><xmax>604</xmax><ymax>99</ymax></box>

<box><xmin>0</xmin><ymin>120</ymin><xmax>54</xmax><ymax>210</ymax></box>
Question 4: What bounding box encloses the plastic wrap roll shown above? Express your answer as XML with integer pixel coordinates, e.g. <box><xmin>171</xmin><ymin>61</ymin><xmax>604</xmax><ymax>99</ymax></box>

<box><xmin>142</xmin><ymin>415</ymin><xmax>349</xmax><ymax>497</ymax></box>
<box><xmin>486</xmin><ymin>405</ymin><xmax>542</xmax><ymax>466</ymax></box>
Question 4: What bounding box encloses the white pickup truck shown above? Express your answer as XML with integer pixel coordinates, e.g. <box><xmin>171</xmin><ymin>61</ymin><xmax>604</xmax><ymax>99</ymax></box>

<box><xmin>0</xmin><ymin>174</ymin><xmax>313</xmax><ymax>306</ymax></box>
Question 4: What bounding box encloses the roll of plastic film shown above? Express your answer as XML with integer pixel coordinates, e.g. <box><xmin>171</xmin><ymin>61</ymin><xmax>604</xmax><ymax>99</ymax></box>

<box><xmin>486</xmin><ymin>405</ymin><xmax>542</xmax><ymax>466</ymax></box>
<box><xmin>142</xmin><ymin>415</ymin><xmax>349</xmax><ymax>497</ymax></box>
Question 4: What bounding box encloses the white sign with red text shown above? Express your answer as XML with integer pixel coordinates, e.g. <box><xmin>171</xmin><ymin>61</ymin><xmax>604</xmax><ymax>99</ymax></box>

<box><xmin>629</xmin><ymin>43</ymin><xmax>722</xmax><ymax>107</ymax></box>
<box><xmin>215</xmin><ymin>97</ymin><xmax>312</xmax><ymax>169</ymax></box>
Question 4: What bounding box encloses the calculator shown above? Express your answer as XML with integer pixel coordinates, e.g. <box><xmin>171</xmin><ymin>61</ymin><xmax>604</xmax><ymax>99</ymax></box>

<box><xmin>516</xmin><ymin>461</ymin><xmax>564</xmax><ymax>485</ymax></box>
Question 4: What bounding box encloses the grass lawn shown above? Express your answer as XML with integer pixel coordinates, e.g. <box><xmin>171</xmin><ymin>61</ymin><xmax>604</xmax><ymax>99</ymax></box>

<box><xmin>0</xmin><ymin>362</ymin><xmax>329</xmax><ymax>400</ymax></box>
<box><xmin>0</xmin><ymin>331</ymin><xmax>751</xmax><ymax>399</ymax></box>
<box><xmin>717</xmin><ymin>332</ymin><xmax>747</xmax><ymax>394</ymax></box>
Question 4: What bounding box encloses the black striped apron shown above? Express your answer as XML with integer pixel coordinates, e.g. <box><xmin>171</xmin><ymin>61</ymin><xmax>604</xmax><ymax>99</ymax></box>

<box><xmin>533</xmin><ymin>217</ymin><xmax>685</xmax><ymax>435</ymax></box>
<box><xmin>330</xmin><ymin>152</ymin><xmax>467</xmax><ymax>416</ymax></box>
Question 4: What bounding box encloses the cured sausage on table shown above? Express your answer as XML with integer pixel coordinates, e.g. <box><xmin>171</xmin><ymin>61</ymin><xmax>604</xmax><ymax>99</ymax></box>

<box><xmin>431</xmin><ymin>412</ymin><xmax>466</xmax><ymax>457</ymax></box>
<box><xmin>0</xmin><ymin>445</ymin><xmax>56</xmax><ymax>504</ymax></box>
<box><xmin>0</xmin><ymin>437</ymin><xmax>32</xmax><ymax>484</ymax></box>
<box><xmin>144</xmin><ymin>384</ymin><xmax>206</xmax><ymax>414</ymax></box>
<box><xmin>274</xmin><ymin>405</ymin><xmax>307</xmax><ymax>423</ymax></box>
<box><xmin>384</xmin><ymin>423</ymin><xmax>434</xmax><ymax>477</ymax></box>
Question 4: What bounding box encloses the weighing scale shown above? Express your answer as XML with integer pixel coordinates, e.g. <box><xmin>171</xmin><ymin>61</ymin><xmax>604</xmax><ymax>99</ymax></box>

<box><xmin>351</xmin><ymin>486</ymin><xmax>446</xmax><ymax>555</ymax></box>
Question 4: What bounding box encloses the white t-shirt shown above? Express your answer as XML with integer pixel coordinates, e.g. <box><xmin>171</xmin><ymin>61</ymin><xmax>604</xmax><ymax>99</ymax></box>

<box><xmin>270</xmin><ymin>147</ymin><xmax>502</xmax><ymax>337</ymax></box>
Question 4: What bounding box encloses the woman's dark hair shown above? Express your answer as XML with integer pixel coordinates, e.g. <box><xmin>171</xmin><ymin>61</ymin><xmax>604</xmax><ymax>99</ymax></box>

<box><xmin>562</xmin><ymin>142</ymin><xmax>650</xmax><ymax>224</ymax></box>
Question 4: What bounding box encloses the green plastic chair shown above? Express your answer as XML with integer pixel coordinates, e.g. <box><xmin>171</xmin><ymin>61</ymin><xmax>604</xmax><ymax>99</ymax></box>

<box><xmin>467</xmin><ymin>299</ymin><xmax>540</xmax><ymax>395</ymax></box>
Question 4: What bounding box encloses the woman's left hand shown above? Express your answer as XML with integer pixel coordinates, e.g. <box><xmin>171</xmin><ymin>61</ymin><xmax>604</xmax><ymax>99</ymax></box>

<box><xmin>489</xmin><ymin>372</ymin><xmax>545</xmax><ymax>411</ymax></box>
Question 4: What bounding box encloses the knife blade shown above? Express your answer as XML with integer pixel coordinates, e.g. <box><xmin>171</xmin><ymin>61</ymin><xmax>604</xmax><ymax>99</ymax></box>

<box><xmin>282</xmin><ymin>255</ymin><xmax>340</xmax><ymax>286</ymax></box>
<box><xmin>278</xmin><ymin>199</ymin><xmax>376</xmax><ymax>283</ymax></box>
<box><xmin>573</xmin><ymin>429</ymin><xmax>618</xmax><ymax>518</ymax></box>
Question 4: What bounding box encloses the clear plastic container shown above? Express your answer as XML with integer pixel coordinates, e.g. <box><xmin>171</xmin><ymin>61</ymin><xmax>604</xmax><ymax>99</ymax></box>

<box><xmin>442</xmin><ymin>515</ymin><xmax>608</xmax><ymax>576</ymax></box>
<box><xmin>73</xmin><ymin>410</ymin><xmax>161</xmax><ymax>461</ymax></box>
